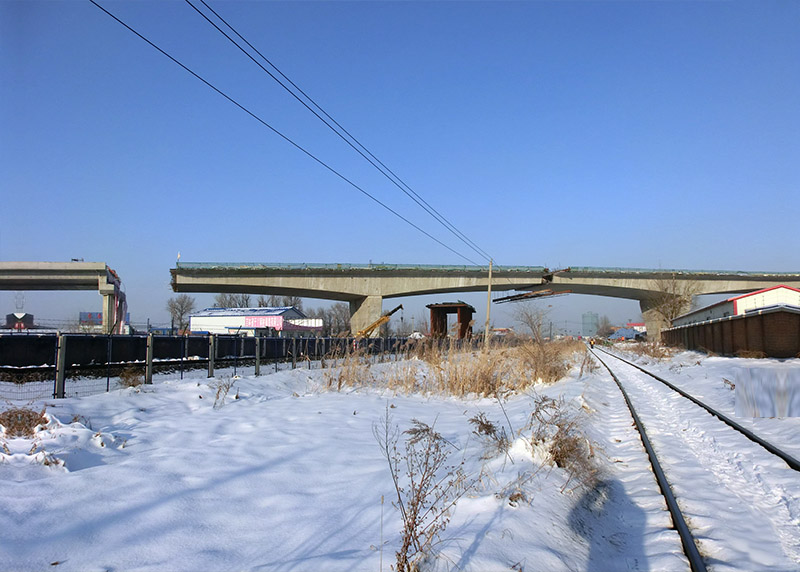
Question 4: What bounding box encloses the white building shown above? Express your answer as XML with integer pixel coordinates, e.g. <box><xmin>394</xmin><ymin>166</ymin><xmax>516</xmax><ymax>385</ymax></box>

<box><xmin>672</xmin><ymin>285</ymin><xmax>800</xmax><ymax>327</ymax></box>
<box><xmin>189</xmin><ymin>307</ymin><xmax>322</xmax><ymax>337</ymax></box>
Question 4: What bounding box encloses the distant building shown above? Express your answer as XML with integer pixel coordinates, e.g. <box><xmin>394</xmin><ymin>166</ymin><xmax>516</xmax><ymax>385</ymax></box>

<box><xmin>189</xmin><ymin>307</ymin><xmax>322</xmax><ymax>337</ymax></box>
<box><xmin>663</xmin><ymin>285</ymin><xmax>800</xmax><ymax>358</ymax></box>
<box><xmin>626</xmin><ymin>322</ymin><xmax>646</xmax><ymax>333</ymax></box>
<box><xmin>609</xmin><ymin>327</ymin><xmax>645</xmax><ymax>341</ymax></box>
<box><xmin>5</xmin><ymin>313</ymin><xmax>34</xmax><ymax>331</ymax></box>
<box><xmin>671</xmin><ymin>285</ymin><xmax>800</xmax><ymax>327</ymax></box>
<box><xmin>79</xmin><ymin>311</ymin><xmax>131</xmax><ymax>334</ymax></box>
<box><xmin>582</xmin><ymin>312</ymin><xmax>599</xmax><ymax>337</ymax></box>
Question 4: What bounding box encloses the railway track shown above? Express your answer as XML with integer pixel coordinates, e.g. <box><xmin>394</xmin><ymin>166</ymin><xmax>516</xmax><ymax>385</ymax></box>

<box><xmin>591</xmin><ymin>348</ymin><xmax>800</xmax><ymax>572</ymax></box>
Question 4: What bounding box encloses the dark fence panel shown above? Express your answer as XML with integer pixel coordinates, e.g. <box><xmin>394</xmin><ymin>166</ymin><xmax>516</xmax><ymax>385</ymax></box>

<box><xmin>0</xmin><ymin>334</ymin><xmax>59</xmax><ymax>367</ymax></box>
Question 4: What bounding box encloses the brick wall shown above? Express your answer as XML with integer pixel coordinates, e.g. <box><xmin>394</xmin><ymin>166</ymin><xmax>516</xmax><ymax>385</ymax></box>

<box><xmin>662</xmin><ymin>309</ymin><xmax>800</xmax><ymax>358</ymax></box>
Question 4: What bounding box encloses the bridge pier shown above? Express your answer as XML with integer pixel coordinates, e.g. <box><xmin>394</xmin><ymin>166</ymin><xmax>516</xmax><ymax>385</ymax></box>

<box><xmin>350</xmin><ymin>295</ymin><xmax>383</xmax><ymax>337</ymax></box>
<box><xmin>639</xmin><ymin>299</ymin><xmax>669</xmax><ymax>342</ymax></box>
<box><xmin>99</xmin><ymin>279</ymin><xmax>117</xmax><ymax>335</ymax></box>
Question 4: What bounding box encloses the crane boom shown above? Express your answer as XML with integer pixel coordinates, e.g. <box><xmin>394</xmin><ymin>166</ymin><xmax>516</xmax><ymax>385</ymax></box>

<box><xmin>354</xmin><ymin>304</ymin><xmax>403</xmax><ymax>338</ymax></box>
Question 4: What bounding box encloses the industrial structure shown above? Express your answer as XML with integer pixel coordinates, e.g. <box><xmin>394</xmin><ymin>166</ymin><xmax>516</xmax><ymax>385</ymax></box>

<box><xmin>189</xmin><ymin>307</ymin><xmax>322</xmax><ymax>337</ymax></box>
<box><xmin>662</xmin><ymin>285</ymin><xmax>800</xmax><ymax>358</ymax></box>
<box><xmin>427</xmin><ymin>301</ymin><xmax>475</xmax><ymax>339</ymax></box>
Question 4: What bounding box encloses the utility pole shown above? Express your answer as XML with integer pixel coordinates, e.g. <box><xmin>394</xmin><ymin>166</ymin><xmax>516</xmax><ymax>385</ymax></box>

<box><xmin>483</xmin><ymin>259</ymin><xmax>493</xmax><ymax>351</ymax></box>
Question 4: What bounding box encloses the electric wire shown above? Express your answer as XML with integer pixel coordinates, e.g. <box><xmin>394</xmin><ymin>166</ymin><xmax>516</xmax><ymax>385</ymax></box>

<box><xmin>188</xmin><ymin>0</ymin><xmax>493</xmax><ymax>264</ymax></box>
<box><xmin>88</xmin><ymin>0</ymin><xmax>481</xmax><ymax>266</ymax></box>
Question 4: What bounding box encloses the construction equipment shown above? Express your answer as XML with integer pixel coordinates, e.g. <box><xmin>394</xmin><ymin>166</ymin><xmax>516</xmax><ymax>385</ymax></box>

<box><xmin>354</xmin><ymin>304</ymin><xmax>403</xmax><ymax>338</ymax></box>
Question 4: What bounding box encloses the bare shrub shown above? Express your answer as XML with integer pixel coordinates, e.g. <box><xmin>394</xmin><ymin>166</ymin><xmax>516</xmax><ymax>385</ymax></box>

<box><xmin>526</xmin><ymin>394</ymin><xmax>598</xmax><ymax>491</ymax></box>
<box><xmin>374</xmin><ymin>409</ymin><xmax>471</xmax><ymax>572</ymax></box>
<box><xmin>119</xmin><ymin>367</ymin><xmax>144</xmax><ymax>388</ymax></box>
<box><xmin>210</xmin><ymin>377</ymin><xmax>236</xmax><ymax>408</ymax></box>
<box><xmin>0</xmin><ymin>407</ymin><xmax>47</xmax><ymax>437</ymax></box>
<box><xmin>469</xmin><ymin>411</ymin><xmax>510</xmax><ymax>459</ymax></box>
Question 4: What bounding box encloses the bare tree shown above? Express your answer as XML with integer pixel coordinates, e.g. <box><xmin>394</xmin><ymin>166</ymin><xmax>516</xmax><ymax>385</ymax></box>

<box><xmin>648</xmin><ymin>273</ymin><xmax>701</xmax><ymax>324</ymax></box>
<box><xmin>596</xmin><ymin>315</ymin><xmax>614</xmax><ymax>338</ymax></box>
<box><xmin>257</xmin><ymin>294</ymin><xmax>303</xmax><ymax>311</ymax></box>
<box><xmin>514</xmin><ymin>304</ymin><xmax>549</xmax><ymax>343</ymax></box>
<box><xmin>306</xmin><ymin>302</ymin><xmax>351</xmax><ymax>336</ymax></box>
<box><xmin>167</xmin><ymin>294</ymin><xmax>196</xmax><ymax>332</ymax></box>
<box><xmin>214</xmin><ymin>293</ymin><xmax>251</xmax><ymax>308</ymax></box>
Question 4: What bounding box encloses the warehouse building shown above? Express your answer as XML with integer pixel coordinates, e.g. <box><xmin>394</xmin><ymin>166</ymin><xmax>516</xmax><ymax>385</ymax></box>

<box><xmin>662</xmin><ymin>285</ymin><xmax>800</xmax><ymax>358</ymax></box>
<box><xmin>190</xmin><ymin>307</ymin><xmax>322</xmax><ymax>337</ymax></box>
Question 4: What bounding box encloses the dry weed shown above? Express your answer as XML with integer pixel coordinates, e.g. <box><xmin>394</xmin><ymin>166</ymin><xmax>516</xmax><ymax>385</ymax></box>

<box><xmin>210</xmin><ymin>377</ymin><xmax>236</xmax><ymax>408</ymax></box>
<box><xmin>119</xmin><ymin>367</ymin><xmax>144</xmax><ymax>388</ymax></box>
<box><xmin>374</xmin><ymin>409</ymin><xmax>471</xmax><ymax>572</ymax></box>
<box><xmin>469</xmin><ymin>412</ymin><xmax>510</xmax><ymax>459</ymax></box>
<box><xmin>736</xmin><ymin>349</ymin><xmax>767</xmax><ymax>359</ymax></box>
<box><xmin>629</xmin><ymin>342</ymin><xmax>673</xmax><ymax>361</ymax></box>
<box><xmin>0</xmin><ymin>407</ymin><xmax>48</xmax><ymax>437</ymax></box>
<box><xmin>516</xmin><ymin>340</ymin><xmax>578</xmax><ymax>385</ymax></box>
<box><xmin>526</xmin><ymin>394</ymin><xmax>598</xmax><ymax>491</ymax></box>
<box><xmin>578</xmin><ymin>349</ymin><xmax>599</xmax><ymax>377</ymax></box>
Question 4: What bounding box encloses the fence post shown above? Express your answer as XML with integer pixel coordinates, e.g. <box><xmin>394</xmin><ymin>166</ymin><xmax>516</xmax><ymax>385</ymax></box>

<box><xmin>180</xmin><ymin>335</ymin><xmax>185</xmax><ymax>380</ymax></box>
<box><xmin>106</xmin><ymin>334</ymin><xmax>112</xmax><ymax>392</ymax></box>
<box><xmin>208</xmin><ymin>335</ymin><xmax>216</xmax><ymax>378</ymax></box>
<box><xmin>145</xmin><ymin>333</ymin><xmax>154</xmax><ymax>384</ymax></box>
<box><xmin>291</xmin><ymin>337</ymin><xmax>297</xmax><ymax>369</ymax></box>
<box><xmin>55</xmin><ymin>333</ymin><xmax>67</xmax><ymax>399</ymax></box>
<box><xmin>254</xmin><ymin>336</ymin><xmax>261</xmax><ymax>377</ymax></box>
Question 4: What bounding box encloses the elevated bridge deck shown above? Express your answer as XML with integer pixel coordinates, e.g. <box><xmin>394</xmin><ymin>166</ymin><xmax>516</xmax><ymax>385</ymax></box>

<box><xmin>170</xmin><ymin>262</ymin><xmax>800</xmax><ymax>337</ymax></box>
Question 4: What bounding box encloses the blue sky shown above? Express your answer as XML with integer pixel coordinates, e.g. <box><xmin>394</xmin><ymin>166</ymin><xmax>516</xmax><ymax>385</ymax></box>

<box><xmin>2</xmin><ymin>0</ymin><xmax>798</xmax><ymax>331</ymax></box>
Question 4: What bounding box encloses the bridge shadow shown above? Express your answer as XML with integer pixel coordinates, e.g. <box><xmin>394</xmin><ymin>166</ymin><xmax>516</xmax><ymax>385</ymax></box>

<box><xmin>568</xmin><ymin>479</ymin><xmax>648</xmax><ymax>572</ymax></box>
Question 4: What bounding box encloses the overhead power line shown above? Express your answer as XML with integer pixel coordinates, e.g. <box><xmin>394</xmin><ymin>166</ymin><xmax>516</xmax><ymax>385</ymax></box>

<box><xmin>89</xmin><ymin>0</ymin><xmax>481</xmax><ymax>266</ymax></box>
<box><xmin>185</xmin><ymin>0</ymin><xmax>493</xmax><ymax>264</ymax></box>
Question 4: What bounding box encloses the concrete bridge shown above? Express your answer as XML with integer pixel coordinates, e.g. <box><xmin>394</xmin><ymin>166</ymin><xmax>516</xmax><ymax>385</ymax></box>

<box><xmin>170</xmin><ymin>262</ymin><xmax>800</xmax><ymax>336</ymax></box>
<box><xmin>0</xmin><ymin>261</ymin><xmax>127</xmax><ymax>333</ymax></box>
<box><xmin>170</xmin><ymin>262</ymin><xmax>546</xmax><ymax>334</ymax></box>
<box><xmin>524</xmin><ymin>266</ymin><xmax>800</xmax><ymax>336</ymax></box>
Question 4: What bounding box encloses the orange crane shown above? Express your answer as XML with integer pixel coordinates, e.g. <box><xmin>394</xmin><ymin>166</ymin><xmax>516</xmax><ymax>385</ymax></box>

<box><xmin>354</xmin><ymin>304</ymin><xmax>403</xmax><ymax>338</ymax></box>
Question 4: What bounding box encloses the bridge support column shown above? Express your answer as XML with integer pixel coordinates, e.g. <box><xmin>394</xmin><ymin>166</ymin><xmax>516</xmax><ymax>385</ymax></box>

<box><xmin>99</xmin><ymin>282</ymin><xmax>116</xmax><ymax>335</ymax></box>
<box><xmin>350</xmin><ymin>296</ymin><xmax>383</xmax><ymax>337</ymax></box>
<box><xmin>640</xmin><ymin>299</ymin><xmax>668</xmax><ymax>343</ymax></box>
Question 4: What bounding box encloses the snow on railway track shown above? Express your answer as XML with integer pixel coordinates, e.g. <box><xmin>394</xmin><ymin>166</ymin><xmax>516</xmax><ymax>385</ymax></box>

<box><xmin>594</xmin><ymin>350</ymin><xmax>800</xmax><ymax>572</ymax></box>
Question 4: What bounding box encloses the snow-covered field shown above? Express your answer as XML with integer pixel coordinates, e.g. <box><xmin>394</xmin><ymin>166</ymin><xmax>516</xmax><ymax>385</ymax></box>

<box><xmin>2</xmin><ymin>346</ymin><xmax>798</xmax><ymax>571</ymax></box>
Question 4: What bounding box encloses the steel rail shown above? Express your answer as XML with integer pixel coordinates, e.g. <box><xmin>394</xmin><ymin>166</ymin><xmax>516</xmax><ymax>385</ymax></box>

<box><xmin>592</xmin><ymin>351</ymin><xmax>707</xmax><ymax>572</ymax></box>
<box><xmin>597</xmin><ymin>349</ymin><xmax>800</xmax><ymax>472</ymax></box>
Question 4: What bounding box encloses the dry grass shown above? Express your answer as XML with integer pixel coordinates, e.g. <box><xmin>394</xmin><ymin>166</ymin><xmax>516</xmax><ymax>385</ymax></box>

<box><xmin>516</xmin><ymin>340</ymin><xmax>582</xmax><ymax>386</ymax></box>
<box><xmin>119</xmin><ymin>367</ymin><xmax>144</xmax><ymax>388</ymax></box>
<box><xmin>0</xmin><ymin>407</ymin><xmax>48</xmax><ymax>437</ymax></box>
<box><xmin>628</xmin><ymin>341</ymin><xmax>674</xmax><ymax>361</ymax></box>
<box><xmin>736</xmin><ymin>349</ymin><xmax>767</xmax><ymax>359</ymax></box>
<box><xmin>323</xmin><ymin>339</ymin><xmax>585</xmax><ymax>397</ymax></box>
<box><xmin>324</xmin><ymin>350</ymin><xmax>374</xmax><ymax>391</ymax></box>
<box><xmin>578</xmin><ymin>349</ymin><xmax>599</xmax><ymax>377</ymax></box>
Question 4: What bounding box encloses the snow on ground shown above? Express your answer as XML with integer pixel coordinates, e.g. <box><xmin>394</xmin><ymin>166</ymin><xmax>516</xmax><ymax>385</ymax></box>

<box><xmin>0</xmin><ymin>346</ymin><xmax>797</xmax><ymax>571</ymax></box>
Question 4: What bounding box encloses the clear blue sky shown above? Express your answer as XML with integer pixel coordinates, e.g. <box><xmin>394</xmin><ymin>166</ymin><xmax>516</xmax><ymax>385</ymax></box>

<box><xmin>2</xmin><ymin>0</ymin><xmax>798</xmax><ymax>330</ymax></box>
